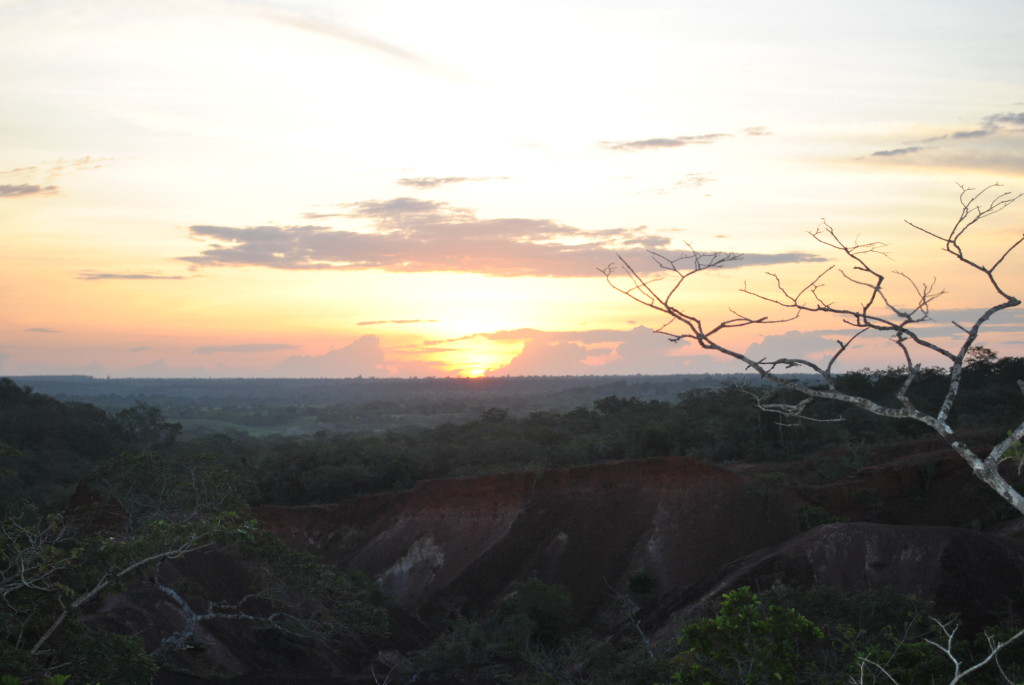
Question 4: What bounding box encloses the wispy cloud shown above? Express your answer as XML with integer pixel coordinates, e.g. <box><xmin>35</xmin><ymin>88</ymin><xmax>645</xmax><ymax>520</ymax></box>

<box><xmin>181</xmin><ymin>197</ymin><xmax>824</xmax><ymax>278</ymax></box>
<box><xmin>0</xmin><ymin>156</ymin><xmax>116</xmax><ymax>198</ymax></box>
<box><xmin>984</xmin><ymin>112</ymin><xmax>1024</xmax><ymax>128</ymax></box>
<box><xmin>194</xmin><ymin>343</ymin><xmax>299</xmax><ymax>354</ymax></box>
<box><xmin>45</xmin><ymin>156</ymin><xmax>116</xmax><ymax>178</ymax></box>
<box><xmin>396</xmin><ymin>176</ymin><xmax>506</xmax><ymax>189</ymax></box>
<box><xmin>0</xmin><ymin>166</ymin><xmax>39</xmax><ymax>176</ymax></box>
<box><xmin>744</xmin><ymin>126</ymin><xmax>773</xmax><ymax>136</ymax></box>
<box><xmin>869</xmin><ymin>111</ymin><xmax>1024</xmax><ymax>162</ymax></box>
<box><xmin>300</xmin><ymin>211</ymin><xmax>345</xmax><ymax>220</ymax></box>
<box><xmin>650</xmin><ymin>173</ymin><xmax>717</xmax><ymax>196</ymax></box>
<box><xmin>26</xmin><ymin>328</ymin><xmax>60</xmax><ymax>334</ymax></box>
<box><xmin>672</xmin><ymin>173</ymin><xmax>716</xmax><ymax>190</ymax></box>
<box><xmin>77</xmin><ymin>271</ymin><xmax>186</xmax><ymax>280</ymax></box>
<box><xmin>598</xmin><ymin>133</ymin><xmax>730</xmax><ymax>151</ymax></box>
<box><xmin>0</xmin><ymin>184</ymin><xmax>58</xmax><ymax>198</ymax></box>
<box><xmin>228</xmin><ymin>1</ymin><xmax>428</xmax><ymax>66</ymax></box>
<box><xmin>358</xmin><ymin>319</ymin><xmax>439</xmax><ymax>326</ymax></box>
<box><xmin>871</xmin><ymin>146</ymin><xmax>922</xmax><ymax>157</ymax></box>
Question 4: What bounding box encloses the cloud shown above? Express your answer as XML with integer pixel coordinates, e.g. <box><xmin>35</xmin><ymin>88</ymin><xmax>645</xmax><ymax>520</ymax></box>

<box><xmin>270</xmin><ymin>335</ymin><xmax>390</xmax><ymax>377</ymax></box>
<box><xmin>346</xmin><ymin>196</ymin><xmax>447</xmax><ymax>218</ymax></box>
<box><xmin>869</xmin><ymin>111</ymin><xmax>1024</xmax><ymax>165</ymax></box>
<box><xmin>598</xmin><ymin>133</ymin><xmax>730</xmax><ymax>151</ymax></box>
<box><xmin>26</xmin><ymin>328</ymin><xmax>60</xmax><ymax>334</ymax></box>
<box><xmin>300</xmin><ymin>211</ymin><xmax>345</xmax><ymax>219</ymax></box>
<box><xmin>46</xmin><ymin>156</ymin><xmax>116</xmax><ymax>177</ymax></box>
<box><xmin>397</xmin><ymin>177</ymin><xmax>470</xmax><ymax>188</ymax></box>
<box><xmin>233</xmin><ymin>2</ymin><xmax>427</xmax><ymax>66</ymax></box>
<box><xmin>744</xmin><ymin>127</ymin><xmax>773</xmax><ymax>136</ymax></box>
<box><xmin>0</xmin><ymin>166</ymin><xmax>39</xmax><ymax>176</ymax></box>
<box><xmin>481</xmin><ymin>326</ymin><xmax>701</xmax><ymax>376</ymax></box>
<box><xmin>489</xmin><ymin>340</ymin><xmax>591</xmax><ymax>376</ymax></box>
<box><xmin>670</xmin><ymin>174</ymin><xmax>716</xmax><ymax>191</ymax></box>
<box><xmin>871</xmin><ymin>146</ymin><xmax>922</xmax><ymax>157</ymax></box>
<box><xmin>422</xmin><ymin>334</ymin><xmax>477</xmax><ymax>346</ymax></box>
<box><xmin>982</xmin><ymin>112</ymin><xmax>1024</xmax><ymax>129</ymax></box>
<box><xmin>0</xmin><ymin>184</ymin><xmax>58</xmax><ymax>198</ymax></box>
<box><xmin>77</xmin><ymin>271</ymin><xmax>186</xmax><ymax>280</ymax></box>
<box><xmin>357</xmin><ymin>319</ymin><xmax>438</xmax><ymax>326</ymax></box>
<box><xmin>194</xmin><ymin>343</ymin><xmax>299</xmax><ymax>354</ymax></box>
<box><xmin>949</xmin><ymin>129</ymin><xmax>992</xmax><ymax>139</ymax></box>
<box><xmin>181</xmin><ymin>198</ymin><xmax>824</xmax><ymax>278</ymax></box>
<box><xmin>744</xmin><ymin>330</ymin><xmax>834</xmax><ymax>363</ymax></box>
<box><xmin>0</xmin><ymin>156</ymin><xmax>115</xmax><ymax>198</ymax></box>
<box><xmin>396</xmin><ymin>176</ymin><xmax>505</xmax><ymax>189</ymax></box>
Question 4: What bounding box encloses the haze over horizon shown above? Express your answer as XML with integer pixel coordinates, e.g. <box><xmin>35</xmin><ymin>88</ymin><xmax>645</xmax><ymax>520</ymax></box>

<box><xmin>4</xmin><ymin>0</ymin><xmax>1024</xmax><ymax>379</ymax></box>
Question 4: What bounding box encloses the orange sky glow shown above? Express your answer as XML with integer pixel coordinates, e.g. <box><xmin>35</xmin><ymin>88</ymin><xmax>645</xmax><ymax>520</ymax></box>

<box><xmin>3</xmin><ymin>0</ymin><xmax>1024</xmax><ymax>378</ymax></box>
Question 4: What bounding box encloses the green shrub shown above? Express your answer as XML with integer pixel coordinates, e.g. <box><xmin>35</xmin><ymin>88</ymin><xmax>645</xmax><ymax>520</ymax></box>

<box><xmin>663</xmin><ymin>587</ymin><xmax>823</xmax><ymax>685</ymax></box>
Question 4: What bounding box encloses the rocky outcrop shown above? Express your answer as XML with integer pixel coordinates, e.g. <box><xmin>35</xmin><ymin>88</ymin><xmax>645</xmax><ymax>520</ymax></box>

<box><xmin>260</xmin><ymin>457</ymin><xmax>804</xmax><ymax>626</ymax></box>
<box><xmin>647</xmin><ymin>521</ymin><xmax>1024</xmax><ymax>638</ymax></box>
<box><xmin>797</xmin><ymin>440</ymin><xmax>1021</xmax><ymax>529</ymax></box>
<box><xmin>261</xmin><ymin>445</ymin><xmax>1024</xmax><ymax>640</ymax></box>
<box><xmin>75</xmin><ymin>447</ymin><xmax>1024</xmax><ymax>683</ymax></box>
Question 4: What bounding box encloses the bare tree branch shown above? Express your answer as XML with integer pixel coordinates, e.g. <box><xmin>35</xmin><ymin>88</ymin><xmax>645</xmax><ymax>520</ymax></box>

<box><xmin>606</xmin><ymin>184</ymin><xmax>1024</xmax><ymax>515</ymax></box>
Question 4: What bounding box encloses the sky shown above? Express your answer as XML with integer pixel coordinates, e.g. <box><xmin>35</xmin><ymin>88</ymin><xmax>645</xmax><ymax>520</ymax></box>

<box><xmin>2</xmin><ymin>0</ymin><xmax>1024</xmax><ymax>378</ymax></box>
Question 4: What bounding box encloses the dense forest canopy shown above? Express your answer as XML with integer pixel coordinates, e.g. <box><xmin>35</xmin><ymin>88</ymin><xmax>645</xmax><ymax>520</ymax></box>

<box><xmin>4</xmin><ymin>356</ymin><xmax>1024</xmax><ymax>512</ymax></box>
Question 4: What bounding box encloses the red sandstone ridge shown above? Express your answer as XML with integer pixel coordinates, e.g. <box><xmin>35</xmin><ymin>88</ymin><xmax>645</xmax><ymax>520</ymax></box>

<box><xmin>258</xmin><ymin>456</ymin><xmax>803</xmax><ymax>627</ymax></box>
<box><xmin>794</xmin><ymin>437</ymin><xmax>1024</xmax><ymax>529</ymax></box>
<box><xmin>645</xmin><ymin>521</ymin><xmax>1024</xmax><ymax>640</ymax></box>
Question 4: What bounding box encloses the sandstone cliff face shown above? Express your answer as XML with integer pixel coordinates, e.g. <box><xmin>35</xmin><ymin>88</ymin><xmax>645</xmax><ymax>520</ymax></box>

<box><xmin>81</xmin><ymin>446</ymin><xmax>1024</xmax><ymax>683</ymax></box>
<box><xmin>260</xmin><ymin>457</ymin><xmax>804</xmax><ymax>626</ymax></box>
<box><xmin>798</xmin><ymin>442</ymin><xmax>1019</xmax><ymax>529</ymax></box>
<box><xmin>648</xmin><ymin>521</ymin><xmax>1024</xmax><ymax>638</ymax></box>
<box><xmin>260</xmin><ymin>443</ymin><xmax>1024</xmax><ymax>639</ymax></box>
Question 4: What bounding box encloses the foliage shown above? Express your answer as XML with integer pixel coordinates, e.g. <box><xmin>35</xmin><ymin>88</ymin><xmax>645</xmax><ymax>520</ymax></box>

<box><xmin>665</xmin><ymin>586</ymin><xmax>1024</xmax><ymax>685</ymax></box>
<box><xmin>664</xmin><ymin>586</ymin><xmax>823</xmax><ymax>685</ymax></box>
<box><xmin>0</xmin><ymin>447</ymin><xmax>387</xmax><ymax>682</ymax></box>
<box><xmin>420</xmin><ymin>580</ymin><xmax>577</xmax><ymax>668</ymax></box>
<box><xmin>0</xmin><ymin>380</ymin><xmax>182</xmax><ymax>514</ymax></box>
<box><xmin>8</xmin><ymin>366</ymin><xmax>1024</xmax><ymax>514</ymax></box>
<box><xmin>414</xmin><ymin>578</ymin><xmax>669</xmax><ymax>684</ymax></box>
<box><xmin>220</xmin><ymin>359</ymin><xmax>1024</xmax><ymax>506</ymax></box>
<box><xmin>0</xmin><ymin>676</ymin><xmax>94</xmax><ymax>685</ymax></box>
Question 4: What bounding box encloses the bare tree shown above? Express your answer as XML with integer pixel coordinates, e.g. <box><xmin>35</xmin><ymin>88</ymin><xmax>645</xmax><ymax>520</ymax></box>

<box><xmin>852</xmin><ymin>618</ymin><xmax>1024</xmax><ymax>684</ymax></box>
<box><xmin>603</xmin><ymin>183</ymin><xmax>1024</xmax><ymax>514</ymax></box>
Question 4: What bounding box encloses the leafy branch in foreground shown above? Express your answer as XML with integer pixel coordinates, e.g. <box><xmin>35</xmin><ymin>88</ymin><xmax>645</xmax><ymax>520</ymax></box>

<box><xmin>1</xmin><ymin>453</ymin><xmax>386</xmax><ymax>682</ymax></box>
<box><xmin>605</xmin><ymin>184</ymin><xmax>1024</xmax><ymax>514</ymax></box>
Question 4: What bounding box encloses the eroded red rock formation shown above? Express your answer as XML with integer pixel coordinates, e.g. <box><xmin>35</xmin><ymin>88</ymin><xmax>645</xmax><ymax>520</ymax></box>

<box><xmin>259</xmin><ymin>457</ymin><xmax>804</xmax><ymax>626</ymax></box>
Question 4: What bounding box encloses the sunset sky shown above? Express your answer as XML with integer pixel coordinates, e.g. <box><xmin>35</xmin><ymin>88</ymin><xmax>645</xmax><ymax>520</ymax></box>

<box><xmin>3</xmin><ymin>0</ymin><xmax>1024</xmax><ymax>378</ymax></box>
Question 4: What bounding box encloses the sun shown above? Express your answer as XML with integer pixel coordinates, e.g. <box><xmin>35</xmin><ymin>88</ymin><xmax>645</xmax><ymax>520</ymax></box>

<box><xmin>449</xmin><ymin>351</ymin><xmax>512</xmax><ymax>378</ymax></box>
<box><xmin>453</xmin><ymin>358</ymin><xmax>496</xmax><ymax>378</ymax></box>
